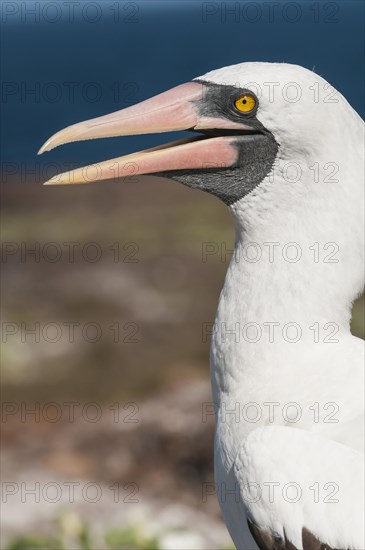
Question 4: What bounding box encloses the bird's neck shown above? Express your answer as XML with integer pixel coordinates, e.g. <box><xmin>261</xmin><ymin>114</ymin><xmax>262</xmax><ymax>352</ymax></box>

<box><xmin>220</xmin><ymin>226</ymin><xmax>351</xmax><ymax>329</ymax></box>
<box><xmin>210</xmin><ymin>162</ymin><xmax>364</xmax><ymax>401</ymax></box>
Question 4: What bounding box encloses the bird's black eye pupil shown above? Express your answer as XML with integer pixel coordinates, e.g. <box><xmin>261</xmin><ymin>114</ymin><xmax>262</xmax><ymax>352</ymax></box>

<box><xmin>242</xmin><ymin>99</ymin><xmax>247</xmax><ymax>104</ymax></box>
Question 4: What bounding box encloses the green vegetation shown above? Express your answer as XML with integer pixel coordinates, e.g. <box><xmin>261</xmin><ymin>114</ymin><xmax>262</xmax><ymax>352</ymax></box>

<box><xmin>6</xmin><ymin>521</ymin><xmax>157</xmax><ymax>550</ymax></box>
<box><xmin>5</xmin><ymin>511</ymin><xmax>237</xmax><ymax>550</ymax></box>
<box><xmin>6</xmin><ymin>522</ymin><xmax>235</xmax><ymax>550</ymax></box>
<box><xmin>105</xmin><ymin>527</ymin><xmax>159</xmax><ymax>550</ymax></box>
<box><xmin>7</xmin><ymin>535</ymin><xmax>63</xmax><ymax>550</ymax></box>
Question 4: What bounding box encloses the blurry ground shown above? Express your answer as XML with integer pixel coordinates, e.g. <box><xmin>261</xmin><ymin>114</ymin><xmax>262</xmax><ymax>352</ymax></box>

<box><xmin>1</xmin><ymin>179</ymin><xmax>364</xmax><ymax>549</ymax></box>
<box><xmin>1</xmin><ymin>179</ymin><xmax>234</xmax><ymax>549</ymax></box>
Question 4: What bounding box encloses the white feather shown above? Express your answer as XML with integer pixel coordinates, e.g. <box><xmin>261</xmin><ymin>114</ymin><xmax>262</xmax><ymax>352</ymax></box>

<box><xmin>196</xmin><ymin>62</ymin><xmax>365</xmax><ymax>549</ymax></box>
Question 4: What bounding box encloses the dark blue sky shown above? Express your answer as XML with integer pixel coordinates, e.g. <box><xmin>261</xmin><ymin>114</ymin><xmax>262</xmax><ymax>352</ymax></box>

<box><xmin>1</xmin><ymin>0</ymin><xmax>364</xmax><ymax>176</ymax></box>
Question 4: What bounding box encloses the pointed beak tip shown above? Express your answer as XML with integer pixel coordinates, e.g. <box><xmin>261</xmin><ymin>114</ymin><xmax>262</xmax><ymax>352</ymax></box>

<box><xmin>43</xmin><ymin>174</ymin><xmax>68</xmax><ymax>185</ymax></box>
<box><xmin>38</xmin><ymin>141</ymin><xmax>52</xmax><ymax>155</ymax></box>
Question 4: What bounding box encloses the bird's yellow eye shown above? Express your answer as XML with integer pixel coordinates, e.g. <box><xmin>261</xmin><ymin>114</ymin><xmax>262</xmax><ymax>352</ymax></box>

<box><xmin>234</xmin><ymin>94</ymin><xmax>256</xmax><ymax>113</ymax></box>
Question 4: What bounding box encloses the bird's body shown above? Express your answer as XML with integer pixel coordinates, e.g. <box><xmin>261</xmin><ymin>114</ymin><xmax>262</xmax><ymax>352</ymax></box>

<box><xmin>40</xmin><ymin>62</ymin><xmax>364</xmax><ymax>550</ymax></box>
<box><xmin>212</xmin><ymin>243</ymin><xmax>364</xmax><ymax>547</ymax></box>
<box><xmin>207</xmin><ymin>64</ymin><xmax>365</xmax><ymax>548</ymax></box>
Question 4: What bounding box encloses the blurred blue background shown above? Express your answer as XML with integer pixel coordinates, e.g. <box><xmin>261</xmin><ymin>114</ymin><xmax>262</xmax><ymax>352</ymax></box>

<box><xmin>1</xmin><ymin>0</ymin><xmax>364</xmax><ymax>170</ymax></box>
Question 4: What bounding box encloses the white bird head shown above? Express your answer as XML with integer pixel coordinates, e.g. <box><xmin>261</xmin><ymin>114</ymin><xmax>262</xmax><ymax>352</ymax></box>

<box><xmin>39</xmin><ymin>62</ymin><xmax>364</xmax><ymax>260</ymax></box>
<box><xmin>38</xmin><ymin>62</ymin><xmax>365</xmax><ymax>320</ymax></box>
<box><xmin>38</xmin><ymin>61</ymin><xmax>362</xmax><ymax>204</ymax></box>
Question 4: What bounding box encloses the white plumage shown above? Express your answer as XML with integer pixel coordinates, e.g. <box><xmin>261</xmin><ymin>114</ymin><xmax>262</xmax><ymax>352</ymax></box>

<box><xmin>39</xmin><ymin>61</ymin><xmax>365</xmax><ymax>549</ymax></box>
<box><xmin>202</xmin><ymin>63</ymin><xmax>364</xmax><ymax>549</ymax></box>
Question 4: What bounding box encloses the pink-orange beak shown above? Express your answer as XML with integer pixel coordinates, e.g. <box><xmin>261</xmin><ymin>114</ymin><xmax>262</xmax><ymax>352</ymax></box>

<box><xmin>38</xmin><ymin>81</ymin><xmax>250</xmax><ymax>185</ymax></box>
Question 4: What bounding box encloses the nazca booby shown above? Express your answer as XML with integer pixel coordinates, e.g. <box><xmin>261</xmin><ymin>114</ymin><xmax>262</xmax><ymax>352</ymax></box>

<box><xmin>39</xmin><ymin>62</ymin><xmax>365</xmax><ymax>550</ymax></box>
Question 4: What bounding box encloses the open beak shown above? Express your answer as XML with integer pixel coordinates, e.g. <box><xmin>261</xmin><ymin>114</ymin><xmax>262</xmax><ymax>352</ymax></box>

<box><xmin>38</xmin><ymin>82</ymin><xmax>250</xmax><ymax>185</ymax></box>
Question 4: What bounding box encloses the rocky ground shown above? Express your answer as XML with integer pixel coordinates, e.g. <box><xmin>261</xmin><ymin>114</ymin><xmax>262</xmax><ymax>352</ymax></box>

<box><xmin>2</xmin><ymin>381</ymin><xmax>232</xmax><ymax>549</ymax></box>
<box><xmin>1</xmin><ymin>180</ymin><xmax>234</xmax><ymax>549</ymax></box>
